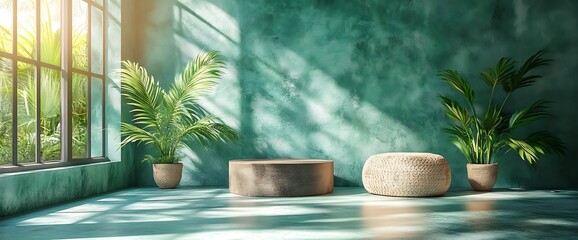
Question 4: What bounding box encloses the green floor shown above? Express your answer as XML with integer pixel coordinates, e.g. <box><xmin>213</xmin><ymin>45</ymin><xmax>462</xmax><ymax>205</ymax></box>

<box><xmin>1</xmin><ymin>188</ymin><xmax>577</xmax><ymax>240</ymax></box>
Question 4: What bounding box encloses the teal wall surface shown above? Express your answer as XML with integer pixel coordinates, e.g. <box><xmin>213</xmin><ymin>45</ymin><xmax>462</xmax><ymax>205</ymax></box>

<box><xmin>0</xmin><ymin>0</ymin><xmax>135</xmax><ymax>217</ymax></box>
<box><xmin>130</xmin><ymin>0</ymin><xmax>578</xmax><ymax>189</ymax></box>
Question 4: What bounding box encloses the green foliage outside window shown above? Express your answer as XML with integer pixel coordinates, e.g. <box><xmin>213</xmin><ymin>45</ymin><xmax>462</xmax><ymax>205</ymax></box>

<box><xmin>0</xmin><ymin>0</ymin><xmax>91</xmax><ymax>164</ymax></box>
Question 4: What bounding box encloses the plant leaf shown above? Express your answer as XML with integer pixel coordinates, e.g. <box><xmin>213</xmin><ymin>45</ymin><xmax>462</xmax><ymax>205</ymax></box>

<box><xmin>526</xmin><ymin>131</ymin><xmax>566</xmax><ymax>156</ymax></box>
<box><xmin>509</xmin><ymin>99</ymin><xmax>550</xmax><ymax>129</ymax></box>
<box><xmin>503</xmin><ymin>49</ymin><xmax>551</xmax><ymax>92</ymax></box>
<box><xmin>481</xmin><ymin>107</ymin><xmax>503</xmax><ymax>134</ymax></box>
<box><xmin>507</xmin><ymin>137</ymin><xmax>539</xmax><ymax>164</ymax></box>
<box><xmin>164</xmin><ymin>51</ymin><xmax>225</xmax><ymax>125</ymax></box>
<box><xmin>120</xmin><ymin>122</ymin><xmax>160</xmax><ymax>148</ymax></box>
<box><xmin>481</xmin><ymin>57</ymin><xmax>515</xmax><ymax>88</ymax></box>
<box><xmin>439</xmin><ymin>96</ymin><xmax>473</xmax><ymax>127</ymax></box>
<box><xmin>444</xmin><ymin>126</ymin><xmax>474</xmax><ymax>163</ymax></box>
<box><xmin>180</xmin><ymin>116</ymin><xmax>238</xmax><ymax>148</ymax></box>
<box><xmin>439</xmin><ymin>69</ymin><xmax>475</xmax><ymax>104</ymax></box>
<box><xmin>120</xmin><ymin>61</ymin><xmax>163</xmax><ymax>130</ymax></box>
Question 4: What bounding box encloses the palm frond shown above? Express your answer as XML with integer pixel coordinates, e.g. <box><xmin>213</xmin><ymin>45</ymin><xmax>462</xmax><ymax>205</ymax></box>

<box><xmin>439</xmin><ymin>95</ymin><xmax>473</xmax><ymax>127</ymax></box>
<box><xmin>444</xmin><ymin>126</ymin><xmax>474</xmax><ymax>163</ymax></box>
<box><xmin>526</xmin><ymin>131</ymin><xmax>566</xmax><ymax>156</ymax></box>
<box><xmin>481</xmin><ymin>57</ymin><xmax>515</xmax><ymax>87</ymax></box>
<box><xmin>439</xmin><ymin>69</ymin><xmax>475</xmax><ymax>104</ymax></box>
<box><xmin>481</xmin><ymin>107</ymin><xmax>502</xmax><ymax>133</ymax></box>
<box><xmin>507</xmin><ymin>137</ymin><xmax>539</xmax><ymax>164</ymax></box>
<box><xmin>506</xmin><ymin>131</ymin><xmax>565</xmax><ymax>164</ymax></box>
<box><xmin>120</xmin><ymin>122</ymin><xmax>159</xmax><ymax>147</ymax></box>
<box><xmin>164</xmin><ymin>51</ymin><xmax>225</xmax><ymax>124</ymax></box>
<box><xmin>120</xmin><ymin>61</ymin><xmax>163</xmax><ymax>129</ymax></box>
<box><xmin>39</xmin><ymin>0</ymin><xmax>63</xmax><ymax>66</ymax></box>
<box><xmin>179</xmin><ymin>116</ymin><xmax>238</xmax><ymax>147</ymax></box>
<box><xmin>509</xmin><ymin>99</ymin><xmax>550</xmax><ymax>129</ymax></box>
<box><xmin>503</xmin><ymin>49</ymin><xmax>551</xmax><ymax>92</ymax></box>
<box><xmin>20</xmin><ymin>73</ymin><xmax>61</xmax><ymax>119</ymax></box>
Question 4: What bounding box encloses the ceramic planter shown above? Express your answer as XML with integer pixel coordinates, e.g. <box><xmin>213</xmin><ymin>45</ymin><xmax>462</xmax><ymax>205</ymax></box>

<box><xmin>466</xmin><ymin>163</ymin><xmax>498</xmax><ymax>191</ymax></box>
<box><xmin>152</xmin><ymin>163</ymin><xmax>183</xmax><ymax>189</ymax></box>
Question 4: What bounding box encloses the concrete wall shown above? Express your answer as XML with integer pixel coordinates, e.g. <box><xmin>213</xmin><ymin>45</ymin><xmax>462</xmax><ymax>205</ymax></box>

<box><xmin>0</xmin><ymin>0</ymin><xmax>135</xmax><ymax>217</ymax></box>
<box><xmin>132</xmin><ymin>0</ymin><xmax>578</xmax><ymax>189</ymax></box>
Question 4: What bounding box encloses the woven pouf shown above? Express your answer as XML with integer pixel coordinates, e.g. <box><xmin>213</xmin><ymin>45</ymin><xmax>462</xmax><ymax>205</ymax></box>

<box><xmin>362</xmin><ymin>153</ymin><xmax>451</xmax><ymax>197</ymax></box>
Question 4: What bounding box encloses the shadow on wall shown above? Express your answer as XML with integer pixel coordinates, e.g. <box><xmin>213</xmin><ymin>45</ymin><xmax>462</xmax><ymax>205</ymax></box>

<box><xmin>130</xmin><ymin>0</ymin><xmax>578</xmax><ymax>188</ymax></box>
<box><xmin>130</xmin><ymin>0</ymin><xmax>178</xmax><ymax>186</ymax></box>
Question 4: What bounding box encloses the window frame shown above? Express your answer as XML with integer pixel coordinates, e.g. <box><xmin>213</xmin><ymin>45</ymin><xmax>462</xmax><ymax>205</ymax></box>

<box><xmin>0</xmin><ymin>0</ymin><xmax>109</xmax><ymax>174</ymax></box>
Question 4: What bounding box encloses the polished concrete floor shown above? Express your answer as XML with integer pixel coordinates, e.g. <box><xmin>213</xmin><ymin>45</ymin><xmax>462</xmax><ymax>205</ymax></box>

<box><xmin>1</xmin><ymin>188</ymin><xmax>578</xmax><ymax>240</ymax></box>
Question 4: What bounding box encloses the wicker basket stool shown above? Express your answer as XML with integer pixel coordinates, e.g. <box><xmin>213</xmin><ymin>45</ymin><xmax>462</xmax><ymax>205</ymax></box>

<box><xmin>362</xmin><ymin>153</ymin><xmax>451</xmax><ymax>197</ymax></box>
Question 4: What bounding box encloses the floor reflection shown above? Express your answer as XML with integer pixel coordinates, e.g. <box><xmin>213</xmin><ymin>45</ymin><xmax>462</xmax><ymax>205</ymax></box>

<box><xmin>465</xmin><ymin>200</ymin><xmax>496</xmax><ymax>231</ymax></box>
<box><xmin>362</xmin><ymin>202</ymin><xmax>426</xmax><ymax>239</ymax></box>
<box><xmin>1</xmin><ymin>188</ymin><xmax>578</xmax><ymax>240</ymax></box>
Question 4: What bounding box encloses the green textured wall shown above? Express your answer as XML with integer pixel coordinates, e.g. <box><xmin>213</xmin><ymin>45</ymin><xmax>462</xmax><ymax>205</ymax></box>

<box><xmin>0</xmin><ymin>0</ymin><xmax>135</xmax><ymax>217</ymax></box>
<box><xmin>131</xmin><ymin>0</ymin><xmax>578</xmax><ymax>189</ymax></box>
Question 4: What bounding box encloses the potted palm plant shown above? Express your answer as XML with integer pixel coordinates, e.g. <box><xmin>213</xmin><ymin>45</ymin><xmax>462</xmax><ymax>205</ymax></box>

<box><xmin>120</xmin><ymin>51</ymin><xmax>238</xmax><ymax>189</ymax></box>
<box><xmin>439</xmin><ymin>50</ymin><xmax>565</xmax><ymax>191</ymax></box>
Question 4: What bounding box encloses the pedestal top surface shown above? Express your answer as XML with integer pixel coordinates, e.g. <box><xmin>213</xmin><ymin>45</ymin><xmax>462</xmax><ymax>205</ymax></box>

<box><xmin>229</xmin><ymin>159</ymin><xmax>333</xmax><ymax>165</ymax></box>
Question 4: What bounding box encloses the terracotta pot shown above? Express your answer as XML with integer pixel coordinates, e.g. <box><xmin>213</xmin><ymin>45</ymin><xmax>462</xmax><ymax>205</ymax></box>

<box><xmin>466</xmin><ymin>163</ymin><xmax>498</xmax><ymax>191</ymax></box>
<box><xmin>152</xmin><ymin>163</ymin><xmax>183</xmax><ymax>189</ymax></box>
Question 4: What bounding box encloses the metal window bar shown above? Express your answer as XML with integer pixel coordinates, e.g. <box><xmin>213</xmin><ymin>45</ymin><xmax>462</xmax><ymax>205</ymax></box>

<box><xmin>11</xmin><ymin>0</ymin><xmax>17</xmax><ymax>166</ymax></box>
<box><xmin>87</xmin><ymin>0</ymin><xmax>92</xmax><ymax>158</ymax></box>
<box><xmin>92</xmin><ymin>1</ymin><xmax>104</xmax><ymax>10</ymax></box>
<box><xmin>68</xmin><ymin>67</ymin><xmax>104</xmax><ymax>78</ymax></box>
<box><xmin>0</xmin><ymin>52</ymin><xmax>61</xmax><ymax>70</ymax></box>
<box><xmin>102</xmin><ymin>0</ymin><xmax>107</xmax><ymax>157</ymax></box>
<box><xmin>35</xmin><ymin>0</ymin><xmax>41</xmax><ymax>163</ymax></box>
<box><xmin>61</xmin><ymin>0</ymin><xmax>73</xmax><ymax>162</ymax></box>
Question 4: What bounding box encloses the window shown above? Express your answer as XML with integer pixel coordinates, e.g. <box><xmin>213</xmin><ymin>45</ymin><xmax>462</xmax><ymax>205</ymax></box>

<box><xmin>0</xmin><ymin>0</ymin><xmax>108</xmax><ymax>173</ymax></box>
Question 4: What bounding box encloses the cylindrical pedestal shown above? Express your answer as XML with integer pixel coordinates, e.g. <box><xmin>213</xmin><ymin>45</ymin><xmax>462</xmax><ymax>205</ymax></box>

<box><xmin>229</xmin><ymin>159</ymin><xmax>334</xmax><ymax>197</ymax></box>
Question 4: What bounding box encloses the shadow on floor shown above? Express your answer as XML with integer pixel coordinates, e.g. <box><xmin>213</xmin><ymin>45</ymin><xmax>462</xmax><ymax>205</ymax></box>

<box><xmin>1</xmin><ymin>187</ymin><xmax>578</xmax><ymax>240</ymax></box>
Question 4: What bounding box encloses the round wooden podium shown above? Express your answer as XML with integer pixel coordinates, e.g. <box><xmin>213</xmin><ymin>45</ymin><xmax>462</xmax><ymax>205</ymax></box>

<box><xmin>229</xmin><ymin>159</ymin><xmax>334</xmax><ymax>197</ymax></box>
